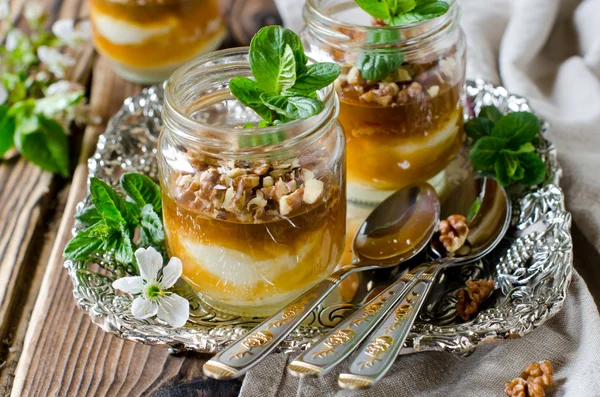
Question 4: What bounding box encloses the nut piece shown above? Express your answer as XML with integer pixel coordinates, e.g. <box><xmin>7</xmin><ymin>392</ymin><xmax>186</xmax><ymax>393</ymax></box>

<box><xmin>279</xmin><ymin>188</ymin><xmax>304</xmax><ymax>216</ymax></box>
<box><xmin>456</xmin><ymin>279</ymin><xmax>494</xmax><ymax>321</ymax></box>
<box><xmin>438</xmin><ymin>214</ymin><xmax>469</xmax><ymax>253</ymax></box>
<box><xmin>505</xmin><ymin>378</ymin><xmax>527</xmax><ymax>397</ymax></box>
<box><xmin>505</xmin><ymin>361</ymin><xmax>553</xmax><ymax>397</ymax></box>
<box><xmin>303</xmin><ymin>178</ymin><xmax>324</xmax><ymax>204</ymax></box>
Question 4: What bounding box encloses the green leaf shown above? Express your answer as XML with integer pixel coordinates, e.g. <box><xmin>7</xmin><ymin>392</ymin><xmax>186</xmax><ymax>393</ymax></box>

<box><xmin>34</xmin><ymin>92</ymin><xmax>84</xmax><ymax>118</ymax></box>
<box><xmin>465</xmin><ymin>117</ymin><xmax>494</xmax><ymax>142</ymax></box>
<box><xmin>492</xmin><ymin>112</ymin><xmax>541</xmax><ymax>146</ymax></box>
<box><xmin>356</xmin><ymin>30</ymin><xmax>404</xmax><ymax>81</ymax></box>
<box><xmin>387</xmin><ymin>0</ymin><xmax>417</xmax><ymax>15</ymax></box>
<box><xmin>355</xmin><ymin>0</ymin><xmax>393</xmax><ymax>20</ymax></box>
<box><xmin>75</xmin><ymin>205</ymin><xmax>103</xmax><ymax>226</ymax></box>
<box><xmin>263</xmin><ymin>95</ymin><xmax>324</xmax><ymax>120</ymax></box>
<box><xmin>120</xmin><ymin>173</ymin><xmax>162</xmax><ymax>214</ymax></box>
<box><xmin>14</xmin><ymin>115</ymin><xmax>70</xmax><ymax>177</ymax></box>
<box><xmin>500</xmin><ymin>142</ymin><xmax>536</xmax><ymax>156</ymax></box>
<box><xmin>104</xmin><ymin>225</ymin><xmax>135</xmax><ymax>265</ymax></box>
<box><xmin>63</xmin><ymin>221</ymin><xmax>111</xmax><ymax>260</ymax></box>
<box><xmin>89</xmin><ymin>177</ymin><xmax>132</xmax><ymax>226</ymax></box>
<box><xmin>140</xmin><ymin>204</ymin><xmax>165</xmax><ymax>247</ymax></box>
<box><xmin>390</xmin><ymin>1</ymin><xmax>449</xmax><ymax>25</ymax></box>
<box><xmin>229</xmin><ymin>77</ymin><xmax>273</xmax><ymax>122</ymax></box>
<box><xmin>469</xmin><ymin>136</ymin><xmax>506</xmax><ymax>171</ymax></box>
<box><xmin>0</xmin><ymin>105</ymin><xmax>16</xmax><ymax>158</ymax></box>
<box><xmin>249</xmin><ymin>26</ymin><xmax>305</xmax><ymax>95</ymax></box>
<box><xmin>518</xmin><ymin>152</ymin><xmax>546</xmax><ymax>186</ymax></box>
<box><xmin>494</xmin><ymin>156</ymin><xmax>512</xmax><ymax>187</ymax></box>
<box><xmin>503</xmin><ymin>154</ymin><xmax>519</xmax><ymax>178</ymax></box>
<box><xmin>466</xmin><ymin>196</ymin><xmax>482</xmax><ymax>224</ymax></box>
<box><xmin>288</xmin><ymin>63</ymin><xmax>342</xmax><ymax>95</ymax></box>
<box><xmin>478</xmin><ymin>105</ymin><xmax>503</xmax><ymax>122</ymax></box>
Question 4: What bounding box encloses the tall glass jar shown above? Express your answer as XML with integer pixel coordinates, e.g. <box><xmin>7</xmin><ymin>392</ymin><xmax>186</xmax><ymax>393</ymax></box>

<box><xmin>89</xmin><ymin>0</ymin><xmax>226</xmax><ymax>84</ymax></box>
<box><xmin>159</xmin><ymin>49</ymin><xmax>346</xmax><ymax>317</ymax></box>
<box><xmin>302</xmin><ymin>0</ymin><xmax>466</xmax><ymax>203</ymax></box>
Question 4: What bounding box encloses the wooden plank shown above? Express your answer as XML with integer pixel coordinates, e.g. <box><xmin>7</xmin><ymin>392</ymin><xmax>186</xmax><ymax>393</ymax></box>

<box><xmin>10</xmin><ymin>0</ymin><xmax>277</xmax><ymax>395</ymax></box>
<box><xmin>0</xmin><ymin>0</ymin><xmax>92</xmax><ymax>374</ymax></box>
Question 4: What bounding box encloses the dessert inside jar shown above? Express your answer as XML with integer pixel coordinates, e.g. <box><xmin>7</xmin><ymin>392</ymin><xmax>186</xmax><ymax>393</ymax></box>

<box><xmin>302</xmin><ymin>0</ymin><xmax>466</xmax><ymax>203</ymax></box>
<box><xmin>159</xmin><ymin>49</ymin><xmax>346</xmax><ymax>316</ymax></box>
<box><xmin>90</xmin><ymin>0</ymin><xmax>225</xmax><ymax>83</ymax></box>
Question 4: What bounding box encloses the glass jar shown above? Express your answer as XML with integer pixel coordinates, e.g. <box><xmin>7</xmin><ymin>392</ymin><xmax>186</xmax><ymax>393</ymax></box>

<box><xmin>159</xmin><ymin>49</ymin><xmax>346</xmax><ymax>317</ymax></box>
<box><xmin>89</xmin><ymin>0</ymin><xmax>226</xmax><ymax>84</ymax></box>
<box><xmin>302</xmin><ymin>0</ymin><xmax>466</xmax><ymax>203</ymax></box>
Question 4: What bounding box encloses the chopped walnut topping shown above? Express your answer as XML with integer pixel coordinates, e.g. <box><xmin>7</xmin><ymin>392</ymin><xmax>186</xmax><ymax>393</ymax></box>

<box><xmin>505</xmin><ymin>361</ymin><xmax>554</xmax><ymax>397</ymax></box>
<box><xmin>173</xmin><ymin>151</ymin><xmax>329</xmax><ymax>222</ymax></box>
<box><xmin>456</xmin><ymin>279</ymin><xmax>494</xmax><ymax>321</ymax></box>
<box><xmin>439</xmin><ymin>214</ymin><xmax>469</xmax><ymax>253</ymax></box>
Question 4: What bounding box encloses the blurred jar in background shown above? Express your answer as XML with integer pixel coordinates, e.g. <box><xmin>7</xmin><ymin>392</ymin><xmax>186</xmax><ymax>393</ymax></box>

<box><xmin>90</xmin><ymin>0</ymin><xmax>225</xmax><ymax>84</ymax></box>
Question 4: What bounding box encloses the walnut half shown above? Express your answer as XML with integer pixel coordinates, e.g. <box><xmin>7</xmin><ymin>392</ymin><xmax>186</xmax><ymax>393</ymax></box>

<box><xmin>505</xmin><ymin>361</ymin><xmax>554</xmax><ymax>397</ymax></box>
<box><xmin>439</xmin><ymin>214</ymin><xmax>469</xmax><ymax>253</ymax></box>
<box><xmin>456</xmin><ymin>279</ymin><xmax>494</xmax><ymax>321</ymax></box>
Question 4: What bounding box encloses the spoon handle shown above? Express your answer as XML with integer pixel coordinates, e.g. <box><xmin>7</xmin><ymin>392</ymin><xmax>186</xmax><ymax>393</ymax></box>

<box><xmin>203</xmin><ymin>265</ymin><xmax>358</xmax><ymax>380</ymax></box>
<box><xmin>288</xmin><ymin>266</ymin><xmax>428</xmax><ymax>378</ymax></box>
<box><xmin>338</xmin><ymin>263</ymin><xmax>442</xmax><ymax>390</ymax></box>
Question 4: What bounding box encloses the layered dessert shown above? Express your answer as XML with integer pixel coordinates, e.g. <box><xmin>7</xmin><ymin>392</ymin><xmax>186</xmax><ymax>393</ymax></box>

<box><xmin>90</xmin><ymin>0</ymin><xmax>225</xmax><ymax>83</ymax></box>
<box><xmin>162</xmin><ymin>153</ymin><xmax>346</xmax><ymax>316</ymax></box>
<box><xmin>336</xmin><ymin>53</ymin><xmax>465</xmax><ymax>203</ymax></box>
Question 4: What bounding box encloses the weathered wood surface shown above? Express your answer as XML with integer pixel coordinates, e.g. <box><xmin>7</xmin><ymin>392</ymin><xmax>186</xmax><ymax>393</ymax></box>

<box><xmin>1</xmin><ymin>0</ymin><xmax>280</xmax><ymax>395</ymax></box>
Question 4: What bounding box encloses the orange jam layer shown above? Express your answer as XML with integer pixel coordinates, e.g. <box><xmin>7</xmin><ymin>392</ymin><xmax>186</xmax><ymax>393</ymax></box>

<box><xmin>339</xmin><ymin>82</ymin><xmax>464</xmax><ymax>190</ymax></box>
<box><xmin>162</xmin><ymin>192</ymin><xmax>345</xmax><ymax>308</ymax></box>
<box><xmin>90</xmin><ymin>0</ymin><xmax>224</xmax><ymax>68</ymax></box>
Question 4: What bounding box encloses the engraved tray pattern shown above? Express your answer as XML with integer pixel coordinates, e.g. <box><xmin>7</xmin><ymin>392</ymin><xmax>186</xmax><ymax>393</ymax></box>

<box><xmin>64</xmin><ymin>79</ymin><xmax>573</xmax><ymax>355</ymax></box>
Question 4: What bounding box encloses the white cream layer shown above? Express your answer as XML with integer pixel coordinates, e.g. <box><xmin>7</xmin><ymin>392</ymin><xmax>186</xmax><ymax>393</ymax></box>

<box><xmin>93</xmin><ymin>13</ymin><xmax>177</xmax><ymax>45</ymax></box>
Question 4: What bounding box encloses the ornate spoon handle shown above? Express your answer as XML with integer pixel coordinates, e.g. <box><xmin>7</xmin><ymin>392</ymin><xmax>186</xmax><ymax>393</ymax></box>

<box><xmin>288</xmin><ymin>266</ymin><xmax>428</xmax><ymax>378</ymax></box>
<box><xmin>203</xmin><ymin>265</ymin><xmax>360</xmax><ymax>380</ymax></box>
<box><xmin>338</xmin><ymin>264</ymin><xmax>442</xmax><ymax>390</ymax></box>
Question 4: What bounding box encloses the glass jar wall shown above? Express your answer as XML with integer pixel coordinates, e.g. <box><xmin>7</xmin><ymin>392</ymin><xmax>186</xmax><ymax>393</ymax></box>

<box><xmin>302</xmin><ymin>0</ymin><xmax>466</xmax><ymax>203</ymax></box>
<box><xmin>90</xmin><ymin>0</ymin><xmax>226</xmax><ymax>84</ymax></box>
<box><xmin>159</xmin><ymin>49</ymin><xmax>346</xmax><ymax>317</ymax></box>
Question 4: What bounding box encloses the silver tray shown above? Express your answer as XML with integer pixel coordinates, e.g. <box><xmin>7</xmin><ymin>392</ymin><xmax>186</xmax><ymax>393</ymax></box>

<box><xmin>65</xmin><ymin>79</ymin><xmax>573</xmax><ymax>355</ymax></box>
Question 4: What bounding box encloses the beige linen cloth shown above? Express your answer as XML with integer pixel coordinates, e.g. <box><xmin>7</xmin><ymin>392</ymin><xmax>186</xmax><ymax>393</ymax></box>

<box><xmin>239</xmin><ymin>1</ymin><xmax>600</xmax><ymax>396</ymax></box>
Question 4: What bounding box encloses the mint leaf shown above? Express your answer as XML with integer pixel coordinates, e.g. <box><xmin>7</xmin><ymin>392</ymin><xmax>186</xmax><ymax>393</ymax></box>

<box><xmin>466</xmin><ymin>196</ymin><xmax>482</xmax><ymax>224</ymax></box>
<box><xmin>492</xmin><ymin>112</ymin><xmax>540</xmax><ymax>146</ymax></box>
<box><xmin>75</xmin><ymin>205</ymin><xmax>103</xmax><ymax>226</ymax></box>
<box><xmin>494</xmin><ymin>156</ymin><xmax>512</xmax><ymax>187</ymax></box>
<box><xmin>140</xmin><ymin>204</ymin><xmax>165</xmax><ymax>247</ymax></box>
<box><xmin>288</xmin><ymin>63</ymin><xmax>342</xmax><ymax>95</ymax></box>
<box><xmin>14</xmin><ymin>115</ymin><xmax>70</xmax><ymax>177</ymax></box>
<box><xmin>63</xmin><ymin>221</ymin><xmax>111</xmax><ymax>260</ymax></box>
<box><xmin>518</xmin><ymin>152</ymin><xmax>546</xmax><ymax>186</ymax></box>
<box><xmin>469</xmin><ymin>136</ymin><xmax>506</xmax><ymax>171</ymax></box>
<box><xmin>0</xmin><ymin>105</ymin><xmax>16</xmax><ymax>158</ymax></box>
<box><xmin>391</xmin><ymin>1</ymin><xmax>448</xmax><ymax>25</ymax></box>
<box><xmin>465</xmin><ymin>117</ymin><xmax>494</xmax><ymax>142</ymax></box>
<box><xmin>478</xmin><ymin>105</ymin><xmax>503</xmax><ymax>123</ymax></box>
<box><xmin>500</xmin><ymin>142</ymin><xmax>536</xmax><ymax>156</ymax></box>
<box><xmin>355</xmin><ymin>0</ymin><xmax>393</xmax><ymax>20</ymax></box>
<box><xmin>229</xmin><ymin>77</ymin><xmax>273</xmax><ymax>122</ymax></box>
<box><xmin>387</xmin><ymin>0</ymin><xmax>417</xmax><ymax>14</ymax></box>
<box><xmin>120</xmin><ymin>173</ymin><xmax>162</xmax><ymax>214</ymax></box>
<box><xmin>263</xmin><ymin>95</ymin><xmax>325</xmax><ymax>120</ymax></box>
<box><xmin>104</xmin><ymin>225</ymin><xmax>135</xmax><ymax>265</ymax></box>
<box><xmin>249</xmin><ymin>26</ymin><xmax>304</xmax><ymax>95</ymax></box>
<box><xmin>356</xmin><ymin>30</ymin><xmax>404</xmax><ymax>80</ymax></box>
<box><xmin>89</xmin><ymin>177</ymin><xmax>132</xmax><ymax>226</ymax></box>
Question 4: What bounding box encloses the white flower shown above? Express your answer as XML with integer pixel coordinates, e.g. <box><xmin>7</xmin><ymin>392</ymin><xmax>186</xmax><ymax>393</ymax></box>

<box><xmin>24</xmin><ymin>3</ymin><xmax>44</xmax><ymax>25</ymax></box>
<box><xmin>37</xmin><ymin>46</ymin><xmax>75</xmax><ymax>78</ymax></box>
<box><xmin>0</xmin><ymin>0</ymin><xmax>9</xmax><ymax>20</ymax></box>
<box><xmin>52</xmin><ymin>19</ymin><xmax>92</xmax><ymax>47</ymax></box>
<box><xmin>0</xmin><ymin>84</ymin><xmax>7</xmax><ymax>105</ymax></box>
<box><xmin>6</xmin><ymin>29</ymin><xmax>23</xmax><ymax>52</ymax></box>
<box><xmin>47</xmin><ymin>80</ymin><xmax>84</xmax><ymax>96</ymax></box>
<box><xmin>112</xmin><ymin>247</ymin><xmax>189</xmax><ymax>328</ymax></box>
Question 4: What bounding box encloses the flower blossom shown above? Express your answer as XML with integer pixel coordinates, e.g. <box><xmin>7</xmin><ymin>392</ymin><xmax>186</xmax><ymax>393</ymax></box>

<box><xmin>52</xmin><ymin>19</ymin><xmax>92</xmax><ymax>47</ymax></box>
<box><xmin>37</xmin><ymin>46</ymin><xmax>75</xmax><ymax>78</ymax></box>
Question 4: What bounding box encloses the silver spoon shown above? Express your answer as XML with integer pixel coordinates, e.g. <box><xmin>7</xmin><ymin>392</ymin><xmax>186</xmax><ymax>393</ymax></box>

<box><xmin>203</xmin><ymin>182</ymin><xmax>441</xmax><ymax>380</ymax></box>
<box><xmin>338</xmin><ymin>177</ymin><xmax>511</xmax><ymax>389</ymax></box>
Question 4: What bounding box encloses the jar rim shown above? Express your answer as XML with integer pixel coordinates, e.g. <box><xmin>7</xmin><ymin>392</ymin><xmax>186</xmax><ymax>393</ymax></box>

<box><xmin>303</xmin><ymin>0</ymin><xmax>459</xmax><ymax>51</ymax></box>
<box><xmin>163</xmin><ymin>47</ymin><xmax>338</xmax><ymax>155</ymax></box>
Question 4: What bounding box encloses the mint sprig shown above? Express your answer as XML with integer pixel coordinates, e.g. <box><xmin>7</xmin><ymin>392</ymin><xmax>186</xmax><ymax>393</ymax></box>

<box><xmin>229</xmin><ymin>26</ymin><xmax>341</xmax><ymax>127</ymax></box>
<box><xmin>356</xmin><ymin>0</ymin><xmax>449</xmax><ymax>26</ymax></box>
<box><xmin>467</xmin><ymin>106</ymin><xmax>546</xmax><ymax>187</ymax></box>
<box><xmin>64</xmin><ymin>173</ymin><xmax>165</xmax><ymax>273</ymax></box>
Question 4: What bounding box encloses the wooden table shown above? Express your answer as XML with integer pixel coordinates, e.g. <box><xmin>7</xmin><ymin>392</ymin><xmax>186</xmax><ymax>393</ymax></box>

<box><xmin>0</xmin><ymin>0</ymin><xmax>279</xmax><ymax>395</ymax></box>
